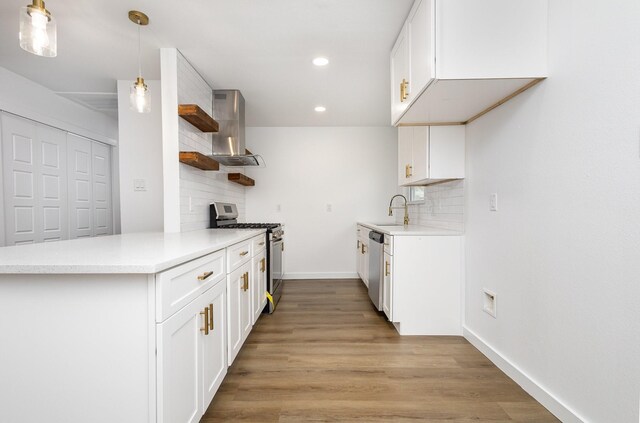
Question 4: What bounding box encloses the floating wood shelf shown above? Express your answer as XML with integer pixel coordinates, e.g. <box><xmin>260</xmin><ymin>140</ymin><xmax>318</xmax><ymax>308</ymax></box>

<box><xmin>179</xmin><ymin>152</ymin><xmax>220</xmax><ymax>171</ymax></box>
<box><xmin>178</xmin><ymin>104</ymin><xmax>219</xmax><ymax>132</ymax></box>
<box><xmin>228</xmin><ymin>173</ymin><xmax>255</xmax><ymax>187</ymax></box>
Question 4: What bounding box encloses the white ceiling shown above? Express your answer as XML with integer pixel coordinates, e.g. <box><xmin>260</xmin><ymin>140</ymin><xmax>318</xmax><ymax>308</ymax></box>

<box><xmin>0</xmin><ymin>0</ymin><xmax>412</xmax><ymax>126</ymax></box>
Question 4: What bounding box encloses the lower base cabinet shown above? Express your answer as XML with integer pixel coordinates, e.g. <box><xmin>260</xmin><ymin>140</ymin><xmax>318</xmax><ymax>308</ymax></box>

<box><xmin>157</xmin><ymin>280</ymin><xmax>227</xmax><ymax>423</ymax></box>
<box><xmin>252</xmin><ymin>248</ymin><xmax>267</xmax><ymax>324</ymax></box>
<box><xmin>383</xmin><ymin>251</ymin><xmax>393</xmax><ymax>321</ymax></box>
<box><xmin>384</xmin><ymin>235</ymin><xmax>462</xmax><ymax>335</ymax></box>
<box><xmin>227</xmin><ymin>261</ymin><xmax>252</xmax><ymax>365</ymax></box>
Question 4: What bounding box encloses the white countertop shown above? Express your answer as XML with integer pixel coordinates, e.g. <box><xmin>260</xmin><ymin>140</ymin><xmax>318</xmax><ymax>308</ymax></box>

<box><xmin>358</xmin><ymin>222</ymin><xmax>463</xmax><ymax>236</ymax></box>
<box><xmin>0</xmin><ymin>229</ymin><xmax>265</xmax><ymax>274</ymax></box>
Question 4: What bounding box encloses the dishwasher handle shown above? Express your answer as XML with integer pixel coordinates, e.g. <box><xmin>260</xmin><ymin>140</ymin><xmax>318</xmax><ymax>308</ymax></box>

<box><xmin>369</xmin><ymin>231</ymin><xmax>384</xmax><ymax>244</ymax></box>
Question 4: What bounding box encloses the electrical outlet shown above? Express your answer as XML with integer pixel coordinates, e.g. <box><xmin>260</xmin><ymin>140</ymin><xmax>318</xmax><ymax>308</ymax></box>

<box><xmin>133</xmin><ymin>179</ymin><xmax>146</xmax><ymax>192</ymax></box>
<box><xmin>483</xmin><ymin>289</ymin><xmax>497</xmax><ymax>318</ymax></box>
<box><xmin>490</xmin><ymin>193</ymin><xmax>498</xmax><ymax>211</ymax></box>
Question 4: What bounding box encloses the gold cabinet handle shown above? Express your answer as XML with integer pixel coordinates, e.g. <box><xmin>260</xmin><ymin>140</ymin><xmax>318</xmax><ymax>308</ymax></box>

<box><xmin>357</xmin><ymin>240</ymin><xmax>361</xmax><ymax>249</ymax></box>
<box><xmin>385</xmin><ymin>261</ymin><xmax>390</xmax><ymax>277</ymax></box>
<box><xmin>200</xmin><ymin>307</ymin><xmax>209</xmax><ymax>335</ymax></box>
<box><xmin>281</xmin><ymin>243</ymin><xmax>284</xmax><ymax>252</ymax></box>
<box><xmin>400</xmin><ymin>78</ymin><xmax>409</xmax><ymax>102</ymax></box>
<box><xmin>208</xmin><ymin>304</ymin><xmax>214</xmax><ymax>331</ymax></box>
<box><xmin>361</xmin><ymin>243</ymin><xmax>364</xmax><ymax>254</ymax></box>
<box><xmin>197</xmin><ymin>271</ymin><xmax>213</xmax><ymax>281</ymax></box>
<box><xmin>240</xmin><ymin>251</ymin><xmax>249</xmax><ymax>257</ymax></box>
<box><xmin>260</xmin><ymin>258</ymin><xmax>266</xmax><ymax>272</ymax></box>
<box><xmin>242</xmin><ymin>272</ymin><xmax>249</xmax><ymax>291</ymax></box>
<box><xmin>258</xmin><ymin>242</ymin><xmax>265</xmax><ymax>246</ymax></box>
<box><xmin>405</xmin><ymin>164</ymin><xmax>413</xmax><ymax>178</ymax></box>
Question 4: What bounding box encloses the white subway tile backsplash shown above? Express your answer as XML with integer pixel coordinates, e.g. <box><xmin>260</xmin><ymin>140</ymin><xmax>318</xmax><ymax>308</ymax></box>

<box><xmin>176</xmin><ymin>52</ymin><xmax>246</xmax><ymax>232</ymax></box>
<box><xmin>397</xmin><ymin>179</ymin><xmax>465</xmax><ymax>232</ymax></box>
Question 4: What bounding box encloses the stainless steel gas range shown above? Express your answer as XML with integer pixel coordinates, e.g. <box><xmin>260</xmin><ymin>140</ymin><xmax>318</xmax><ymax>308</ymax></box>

<box><xmin>210</xmin><ymin>202</ymin><xmax>284</xmax><ymax>313</ymax></box>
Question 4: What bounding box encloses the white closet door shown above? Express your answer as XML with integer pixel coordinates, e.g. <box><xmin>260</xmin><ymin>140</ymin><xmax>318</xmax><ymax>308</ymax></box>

<box><xmin>67</xmin><ymin>134</ymin><xmax>93</xmax><ymax>239</ymax></box>
<box><xmin>91</xmin><ymin>141</ymin><xmax>112</xmax><ymax>236</ymax></box>
<box><xmin>38</xmin><ymin>124</ymin><xmax>68</xmax><ymax>242</ymax></box>
<box><xmin>1</xmin><ymin>114</ymin><xmax>67</xmax><ymax>245</ymax></box>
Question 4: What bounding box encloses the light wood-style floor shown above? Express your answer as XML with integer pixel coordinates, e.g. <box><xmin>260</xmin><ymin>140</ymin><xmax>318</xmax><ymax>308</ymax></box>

<box><xmin>201</xmin><ymin>279</ymin><xmax>558</xmax><ymax>422</ymax></box>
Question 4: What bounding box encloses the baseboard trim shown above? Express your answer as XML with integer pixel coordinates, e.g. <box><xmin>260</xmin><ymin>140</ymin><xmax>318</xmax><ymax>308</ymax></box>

<box><xmin>283</xmin><ymin>272</ymin><xmax>359</xmax><ymax>280</ymax></box>
<box><xmin>463</xmin><ymin>326</ymin><xmax>586</xmax><ymax>423</ymax></box>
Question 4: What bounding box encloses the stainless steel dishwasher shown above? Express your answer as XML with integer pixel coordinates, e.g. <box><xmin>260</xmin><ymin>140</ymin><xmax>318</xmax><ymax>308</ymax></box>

<box><xmin>368</xmin><ymin>231</ymin><xmax>384</xmax><ymax>310</ymax></box>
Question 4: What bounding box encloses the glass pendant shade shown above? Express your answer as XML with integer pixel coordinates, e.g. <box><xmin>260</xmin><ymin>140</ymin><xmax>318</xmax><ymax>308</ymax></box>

<box><xmin>130</xmin><ymin>77</ymin><xmax>151</xmax><ymax>113</ymax></box>
<box><xmin>19</xmin><ymin>2</ymin><xmax>57</xmax><ymax>57</ymax></box>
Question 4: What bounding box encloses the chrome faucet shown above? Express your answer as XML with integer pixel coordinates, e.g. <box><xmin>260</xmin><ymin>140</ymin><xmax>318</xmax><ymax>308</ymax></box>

<box><xmin>388</xmin><ymin>194</ymin><xmax>409</xmax><ymax>226</ymax></box>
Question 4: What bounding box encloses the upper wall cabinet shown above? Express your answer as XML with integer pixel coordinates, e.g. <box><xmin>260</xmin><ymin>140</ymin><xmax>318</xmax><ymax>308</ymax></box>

<box><xmin>391</xmin><ymin>0</ymin><xmax>548</xmax><ymax>126</ymax></box>
<box><xmin>398</xmin><ymin>125</ymin><xmax>465</xmax><ymax>186</ymax></box>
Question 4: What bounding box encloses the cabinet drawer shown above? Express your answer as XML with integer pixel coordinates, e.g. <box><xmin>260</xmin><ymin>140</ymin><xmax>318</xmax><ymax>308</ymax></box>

<box><xmin>227</xmin><ymin>239</ymin><xmax>252</xmax><ymax>272</ymax></box>
<box><xmin>251</xmin><ymin>234</ymin><xmax>267</xmax><ymax>255</ymax></box>
<box><xmin>384</xmin><ymin>235</ymin><xmax>394</xmax><ymax>255</ymax></box>
<box><xmin>156</xmin><ymin>250</ymin><xmax>226</xmax><ymax>322</ymax></box>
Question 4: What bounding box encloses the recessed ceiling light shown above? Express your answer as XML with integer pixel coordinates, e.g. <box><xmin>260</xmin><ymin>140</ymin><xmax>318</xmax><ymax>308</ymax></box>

<box><xmin>312</xmin><ymin>57</ymin><xmax>329</xmax><ymax>66</ymax></box>
<box><xmin>315</xmin><ymin>106</ymin><xmax>326</xmax><ymax>112</ymax></box>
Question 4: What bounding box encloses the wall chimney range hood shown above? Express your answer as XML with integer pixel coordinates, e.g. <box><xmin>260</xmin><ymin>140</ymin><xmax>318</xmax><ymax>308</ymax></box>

<box><xmin>209</xmin><ymin>89</ymin><xmax>263</xmax><ymax>167</ymax></box>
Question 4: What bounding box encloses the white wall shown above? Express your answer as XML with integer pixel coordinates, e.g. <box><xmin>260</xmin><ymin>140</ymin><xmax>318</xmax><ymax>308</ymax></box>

<box><xmin>463</xmin><ymin>1</ymin><xmax>640</xmax><ymax>422</ymax></box>
<box><xmin>160</xmin><ymin>49</ymin><xmax>247</xmax><ymax>233</ymax></box>
<box><xmin>176</xmin><ymin>53</ymin><xmax>246</xmax><ymax>232</ymax></box>
<box><xmin>116</xmin><ymin>80</ymin><xmax>164</xmax><ymax>233</ymax></box>
<box><xmin>0</xmin><ymin>67</ymin><xmax>117</xmax><ymax>144</ymax></box>
<box><xmin>245</xmin><ymin>127</ymin><xmax>398</xmax><ymax>279</ymax></box>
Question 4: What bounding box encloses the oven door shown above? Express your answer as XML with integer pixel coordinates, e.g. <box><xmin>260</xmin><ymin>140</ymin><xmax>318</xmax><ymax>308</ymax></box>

<box><xmin>269</xmin><ymin>237</ymin><xmax>284</xmax><ymax>312</ymax></box>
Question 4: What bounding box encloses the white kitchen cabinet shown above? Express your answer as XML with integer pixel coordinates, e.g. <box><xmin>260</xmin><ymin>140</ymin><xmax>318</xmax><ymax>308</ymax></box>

<box><xmin>156</xmin><ymin>257</ymin><xmax>227</xmax><ymax>423</ymax></box>
<box><xmin>383</xmin><ymin>250</ymin><xmax>394</xmax><ymax>321</ymax></box>
<box><xmin>0</xmin><ymin>230</ymin><xmax>263</xmax><ymax>423</ymax></box>
<box><xmin>391</xmin><ymin>0</ymin><xmax>547</xmax><ymax>125</ymax></box>
<box><xmin>227</xmin><ymin>261</ymin><xmax>252</xmax><ymax>365</ymax></box>
<box><xmin>252</xmin><ymin>247</ymin><xmax>267</xmax><ymax>324</ymax></box>
<box><xmin>200</xmin><ymin>280</ymin><xmax>227</xmax><ymax>413</ymax></box>
<box><xmin>390</xmin><ymin>22</ymin><xmax>410</xmax><ymax>124</ymax></box>
<box><xmin>398</xmin><ymin>125</ymin><xmax>465</xmax><ymax>186</ymax></box>
<box><xmin>356</xmin><ymin>225</ymin><xmax>370</xmax><ymax>287</ymax></box>
<box><xmin>386</xmin><ymin>235</ymin><xmax>462</xmax><ymax>335</ymax></box>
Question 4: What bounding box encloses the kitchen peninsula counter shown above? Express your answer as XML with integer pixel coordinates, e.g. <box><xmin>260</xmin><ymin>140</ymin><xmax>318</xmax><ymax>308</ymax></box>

<box><xmin>0</xmin><ymin>229</ymin><xmax>265</xmax><ymax>274</ymax></box>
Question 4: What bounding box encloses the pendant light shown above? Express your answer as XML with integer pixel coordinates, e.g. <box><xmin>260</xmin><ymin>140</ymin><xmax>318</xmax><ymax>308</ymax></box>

<box><xmin>19</xmin><ymin>0</ymin><xmax>57</xmax><ymax>57</ymax></box>
<box><xmin>128</xmin><ymin>10</ymin><xmax>150</xmax><ymax>113</ymax></box>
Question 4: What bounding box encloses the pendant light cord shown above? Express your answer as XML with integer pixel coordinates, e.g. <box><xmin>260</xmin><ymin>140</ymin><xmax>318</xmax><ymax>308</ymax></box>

<box><xmin>137</xmin><ymin>20</ymin><xmax>142</xmax><ymax>79</ymax></box>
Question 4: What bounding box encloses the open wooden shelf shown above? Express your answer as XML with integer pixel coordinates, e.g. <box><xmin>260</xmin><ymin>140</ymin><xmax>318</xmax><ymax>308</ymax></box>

<box><xmin>228</xmin><ymin>173</ymin><xmax>255</xmax><ymax>187</ymax></box>
<box><xmin>178</xmin><ymin>104</ymin><xmax>219</xmax><ymax>132</ymax></box>
<box><xmin>179</xmin><ymin>152</ymin><xmax>220</xmax><ymax>171</ymax></box>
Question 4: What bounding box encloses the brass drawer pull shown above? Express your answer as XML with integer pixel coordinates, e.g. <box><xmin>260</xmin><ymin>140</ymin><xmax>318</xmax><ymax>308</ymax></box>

<box><xmin>242</xmin><ymin>272</ymin><xmax>249</xmax><ymax>291</ymax></box>
<box><xmin>240</xmin><ymin>251</ymin><xmax>249</xmax><ymax>256</ymax></box>
<box><xmin>258</xmin><ymin>242</ymin><xmax>265</xmax><ymax>246</ymax></box>
<box><xmin>385</xmin><ymin>261</ymin><xmax>390</xmax><ymax>277</ymax></box>
<box><xmin>260</xmin><ymin>258</ymin><xmax>266</xmax><ymax>273</ymax></box>
<box><xmin>208</xmin><ymin>304</ymin><xmax>214</xmax><ymax>331</ymax></box>
<box><xmin>197</xmin><ymin>271</ymin><xmax>213</xmax><ymax>281</ymax></box>
<box><xmin>200</xmin><ymin>307</ymin><xmax>209</xmax><ymax>335</ymax></box>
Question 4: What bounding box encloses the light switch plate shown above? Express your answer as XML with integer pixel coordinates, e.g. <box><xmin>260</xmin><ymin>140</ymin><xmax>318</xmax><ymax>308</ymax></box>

<box><xmin>490</xmin><ymin>193</ymin><xmax>498</xmax><ymax>211</ymax></box>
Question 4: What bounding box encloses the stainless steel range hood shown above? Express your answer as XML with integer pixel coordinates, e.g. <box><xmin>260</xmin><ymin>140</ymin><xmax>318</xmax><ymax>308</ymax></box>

<box><xmin>210</xmin><ymin>89</ymin><xmax>263</xmax><ymax>166</ymax></box>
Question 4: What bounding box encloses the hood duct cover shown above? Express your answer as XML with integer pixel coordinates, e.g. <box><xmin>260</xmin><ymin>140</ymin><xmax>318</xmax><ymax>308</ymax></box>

<box><xmin>209</xmin><ymin>89</ymin><xmax>263</xmax><ymax>167</ymax></box>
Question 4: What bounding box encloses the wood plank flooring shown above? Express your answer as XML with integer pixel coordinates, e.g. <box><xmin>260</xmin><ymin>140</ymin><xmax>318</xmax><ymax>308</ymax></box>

<box><xmin>201</xmin><ymin>279</ymin><xmax>558</xmax><ymax>422</ymax></box>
